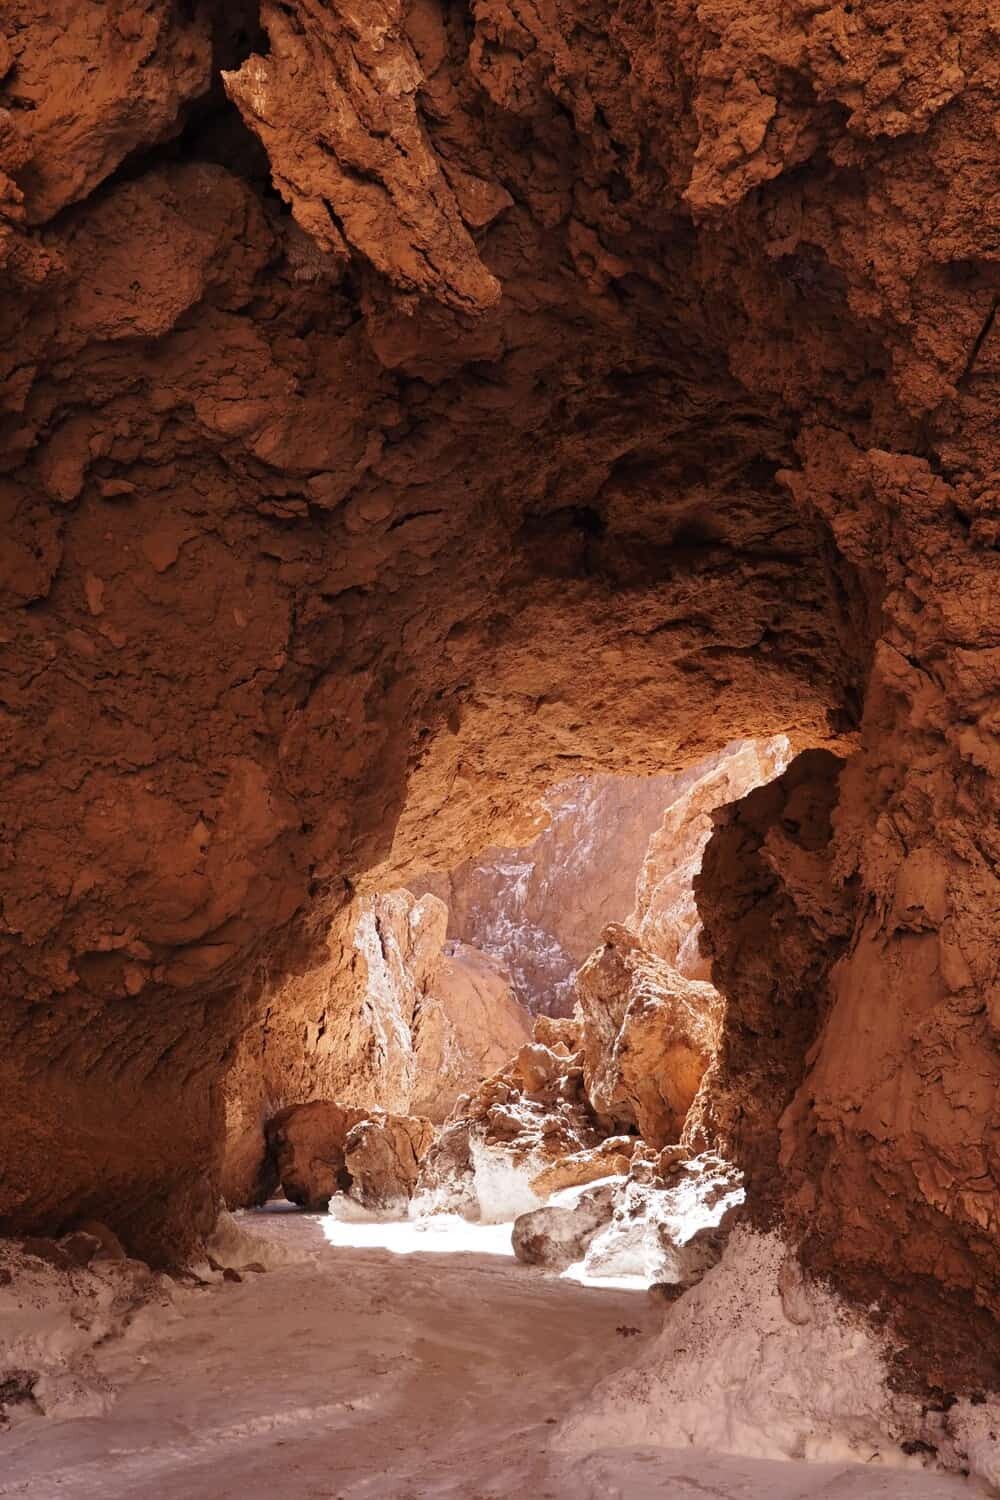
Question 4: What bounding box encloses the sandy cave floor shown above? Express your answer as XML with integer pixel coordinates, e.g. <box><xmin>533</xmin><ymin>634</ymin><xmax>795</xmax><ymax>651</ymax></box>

<box><xmin>0</xmin><ymin>1206</ymin><xmax>976</xmax><ymax>1500</ymax></box>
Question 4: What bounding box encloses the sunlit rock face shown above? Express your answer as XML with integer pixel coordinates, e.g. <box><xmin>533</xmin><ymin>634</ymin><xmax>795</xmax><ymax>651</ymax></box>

<box><xmin>628</xmin><ymin>738</ymin><xmax>792</xmax><ymax>978</ymax></box>
<box><xmin>411</xmin><ymin>775</ymin><xmax>677</xmax><ymax>1014</ymax></box>
<box><xmin>414</xmin><ymin>741</ymin><xmax>790</xmax><ymax>1013</ymax></box>
<box><xmin>2</xmin><ymin>0</ymin><xmax>1000</xmax><ymax>1401</ymax></box>
<box><xmin>577</xmin><ymin>924</ymin><xmax>721</xmax><ymax>1148</ymax></box>
<box><xmin>222</xmin><ymin>889</ymin><xmax>531</xmax><ymax>1205</ymax></box>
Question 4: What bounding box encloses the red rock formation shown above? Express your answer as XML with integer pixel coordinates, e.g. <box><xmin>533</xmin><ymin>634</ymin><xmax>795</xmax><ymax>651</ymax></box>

<box><xmin>628</xmin><ymin>739</ymin><xmax>791</xmax><ymax>978</ymax></box>
<box><xmin>2</xmin><ymin>0</ymin><xmax>999</xmax><ymax>1400</ymax></box>
<box><xmin>577</xmin><ymin>923</ymin><xmax>721</xmax><ymax>1148</ymax></box>
<box><xmin>222</xmin><ymin>889</ymin><xmax>530</xmax><ymax>1202</ymax></box>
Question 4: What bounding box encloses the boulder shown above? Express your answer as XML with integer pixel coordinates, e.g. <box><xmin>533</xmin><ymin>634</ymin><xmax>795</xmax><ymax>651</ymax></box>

<box><xmin>265</xmin><ymin>1100</ymin><xmax>369</xmax><ymax>1211</ymax></box>
<box><xmin>576</xmin><ymin>924</ymin><xmax>721</xmax><ymax>1147</ymax></box>
<box><xmin>344</xmin><ymin>1113</ymin><xmax>436</xmax><ymax>1213</ymax></box>
<box><xmin>512</xmin><ymin>1182</ymin><xmax>617</xmax><ymax>1270</ymax></box>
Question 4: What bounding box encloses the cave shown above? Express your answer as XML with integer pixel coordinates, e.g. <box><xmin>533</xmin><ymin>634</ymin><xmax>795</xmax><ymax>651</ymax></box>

<box><xmin>3</xmin><ymin>0</ymin><xmax>1000</xmax><ymax>1493</ymax></box>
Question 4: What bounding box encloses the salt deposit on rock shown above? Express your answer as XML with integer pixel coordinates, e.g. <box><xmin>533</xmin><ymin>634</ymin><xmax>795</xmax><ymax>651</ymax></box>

<box><xmin>573</xmin><ymin>1151</ymin><xmax>744</xmax><ymax>1288</ymax></box>
<box><xmin>0</xmin><ymin>1238</ymin><xmax>174</xmax><ymax>1429</ymax></box>
<box><xmin>558</xmin><ymin>1226</ymin><xmax>1000</xmax><ymax>1484</ymax></box>
<box><xmin>512</xmin><ymin>1181</ymin><xmax>617</xmax><ymax>1270</ymax></box>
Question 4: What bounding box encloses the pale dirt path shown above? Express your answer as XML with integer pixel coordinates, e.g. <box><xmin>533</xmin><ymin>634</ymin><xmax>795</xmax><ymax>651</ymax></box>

<box><xmin>0</xmin><ymin>1208</ymin><xmax>975</xmax><ymax>1500</ymax></box>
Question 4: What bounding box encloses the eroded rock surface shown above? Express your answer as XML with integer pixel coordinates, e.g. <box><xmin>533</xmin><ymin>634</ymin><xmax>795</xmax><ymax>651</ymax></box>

<box><xmin>264</xmin><ymin>1100</ymin><xmax>369</xmax><ymax>1211</ymax></box>
<box><xmin>412</xmin><ymin>775</ymin><xmax>679</xmax><ymax>1014</ymax></box>
<box><xmin>577</xmin><ymin>924</ymin><xmax>721</xmax><ymax>1148</ymax></box>
<box><xmin>222</xmin><ymin>889</ymin><xmax>530</xmax><ymax>1203</ymax></box>
<box><xmin>512</xmin><ymin>1182</ymin><xmax>616</xmax><ymax>1271</ymax></box>
<box><xmin>2</xmin><ymin>0</ymin><xmax>1000</xmax><ymax>1402</ymax></box>
<box><xmin>343</xmin><ymin>1113</ymin><xmax>435</xmax><ymax>1214</ymax></box>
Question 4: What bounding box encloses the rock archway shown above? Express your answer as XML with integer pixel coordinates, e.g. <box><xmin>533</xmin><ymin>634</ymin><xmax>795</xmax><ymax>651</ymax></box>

<box><xmin>2</xmin><ymin>0</ymin><xmax>999</xmax><ymax>1396</ymax></box>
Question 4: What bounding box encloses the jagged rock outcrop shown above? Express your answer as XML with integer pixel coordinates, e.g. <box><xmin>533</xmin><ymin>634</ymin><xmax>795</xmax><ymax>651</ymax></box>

<box><xmin>577</xmin><ymin>924</ymin><xmax>721</xmax><ymax>1148</ymax></box>
<box><xmin>3</xmin><ymin>0</ymin><xmax>1000</xmax><ymax>1404</ymax></box>
<box><xmin>413</xmin><ymin>1016</ymin><xmax>614</xmax><ymax>1221</ymax></box>
<box><xmin>579</xmin><ymin>1151</ymin><xmax>744</xmax><ymax>1288</ymax></box>
<box><xmin>262</xmin><ymin>1098</ymin><xmax>434</xmax><ymax>1212</ymax></box>
<box><xmin>222</xmin><ymin>889</ymin><xmax>530</xmax><ymax>1203</ymax></box>
<box><xmin>264</xmin><ymin>1100</ymin><xmax>369</xmax><ymax>1211</ymax></box>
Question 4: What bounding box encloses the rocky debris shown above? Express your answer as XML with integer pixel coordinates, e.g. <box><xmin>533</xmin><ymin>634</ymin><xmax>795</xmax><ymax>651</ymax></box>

<box><xmin>0</xmin><ymin>1237</ymin><xmax>170</xmax><ymax>1427</ymax></box>
<box><xmin>577</xmin><ymin>1152</ymin><xmax>744</xmax><ymax>1287</ymax></box>
<box><xmin>510</xmin><ymin>1149</ymin><xmax>743</xmax><ymax>1291</ymax></box>
<box><xmin>264</xmin><ymin>1101</ymin><xmax>370</xmax><ymax>1211</ymax></box>
<box><xmin>343</xmin><ymin>1114</ymin><xmax>436</xmax><ymax>1214</ymax></box>
<box><xmin>264</xmin><ymin>1099</ymin><xmax>436</xmax><ymax>1214</ymax></box>
<box><xmin>223</xmin><ymin>890</ymin><xmax>530</xmax><ymax>1204</ymax></box>
<box><xmin>576</xmin><ymin>925</ymin><xmax>721</xmax><ymax>1148</ymax></box>
<box><xmin>413</xmin><ymin>1016</ymin><xmax>607</xmax><ymax>1221</ymax></box>
<box><xmin>512</xmin><ymin>1182</ymin><xmax>616</xmax><ymax>1271</ymax></box>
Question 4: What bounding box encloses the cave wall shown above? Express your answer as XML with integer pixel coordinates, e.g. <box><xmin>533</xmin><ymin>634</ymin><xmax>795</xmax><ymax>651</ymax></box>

<box><xmin>2</xmin><ymin>0</ymin><xmax>998</xmax><ymax>1338</ymax></box>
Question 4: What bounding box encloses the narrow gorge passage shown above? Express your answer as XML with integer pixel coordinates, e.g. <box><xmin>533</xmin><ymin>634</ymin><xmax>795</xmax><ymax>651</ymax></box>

<box><xmin>5</xmin><ymin>0</ymin><xmax>1000</xmax><ymax>1493</ymax></box>
<box><xmin>0</xmin><ymin>1208</ymin><xmax>972</xmax><ymax>1500</ymax></box>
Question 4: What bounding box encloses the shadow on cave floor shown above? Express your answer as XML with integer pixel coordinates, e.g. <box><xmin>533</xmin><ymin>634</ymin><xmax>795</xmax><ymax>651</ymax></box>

<box><xmin>0</xmin><ymin>1204</ymin><xmax>973</xmax><ymax>1500</ymax></box>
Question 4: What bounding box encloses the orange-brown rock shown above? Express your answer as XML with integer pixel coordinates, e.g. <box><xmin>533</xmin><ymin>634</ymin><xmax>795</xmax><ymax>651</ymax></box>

<box><xmin>343</xmin><ymin>1113</ymin><xmax>436</xmax><ymax>1213</ymax></box>
<box><xmin>412</xmin><ymin>774</ymin><xmax>680</xmax><ymax>1013</ymax></box>
<box><xmin>222</xmin><ymin>889</ymin><xmax>530</xmax><ymax>1203</ymax></box>
<box><xmin>628</xmin><ymin>739</ymin><xmax>792</xmax><ymax>978</ymax></box>
<box><xmin>577</xmin><ymin>925</ymin><xmax>721</xmax><ymax>1148</ymax></box>
<box><xmin>265</xmin><ymin>1100</ymin><xmax>370</xmax><ymax>1212</ymax></box>
<box><xmin>530</xmin><ymin>1136</ymin><xmax>637</xmax><ymax>1199</ymax></box>
<box><xmin>2</xmin><ymin>0</ymin><xmax>1000</xmax><ymax>1403</ymax></box>
<box><xmin>413</xmin><ymin>1016</ymin><xmax>608</xmax><ymax>1220</ymax></box>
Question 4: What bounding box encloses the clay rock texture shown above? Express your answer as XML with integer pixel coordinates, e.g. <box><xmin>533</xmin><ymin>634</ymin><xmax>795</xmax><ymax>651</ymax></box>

<box><xmin>577</xmin><ymin>924</ymin><xmax>721</xmax><ymax>1148</ymax></box>
<box><xmin>222</xmin><ymin>888</ymin><xmax>530</xmax><ymax>1203</ymax></box>
<box><xmin>1</xmin><ymin>0</ymin><xmax>1000</xmax><ymax>1400</ymax></box>
<box><xmin>343</xmin><ymin>1113</ymin><xmax>436</xmax><ymax>1214</ymax></box>
<box><xmin>264</xmin><ymin>1100</ymin><xmax>369</xmax><ymax>1211</ymax></box>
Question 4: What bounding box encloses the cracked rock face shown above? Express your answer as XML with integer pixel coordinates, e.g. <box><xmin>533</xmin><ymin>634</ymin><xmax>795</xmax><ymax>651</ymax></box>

<box><xmin>2</xmin><ymin>0</ymin><xmax>1000</xmax><ymax>1399</ymax></box>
